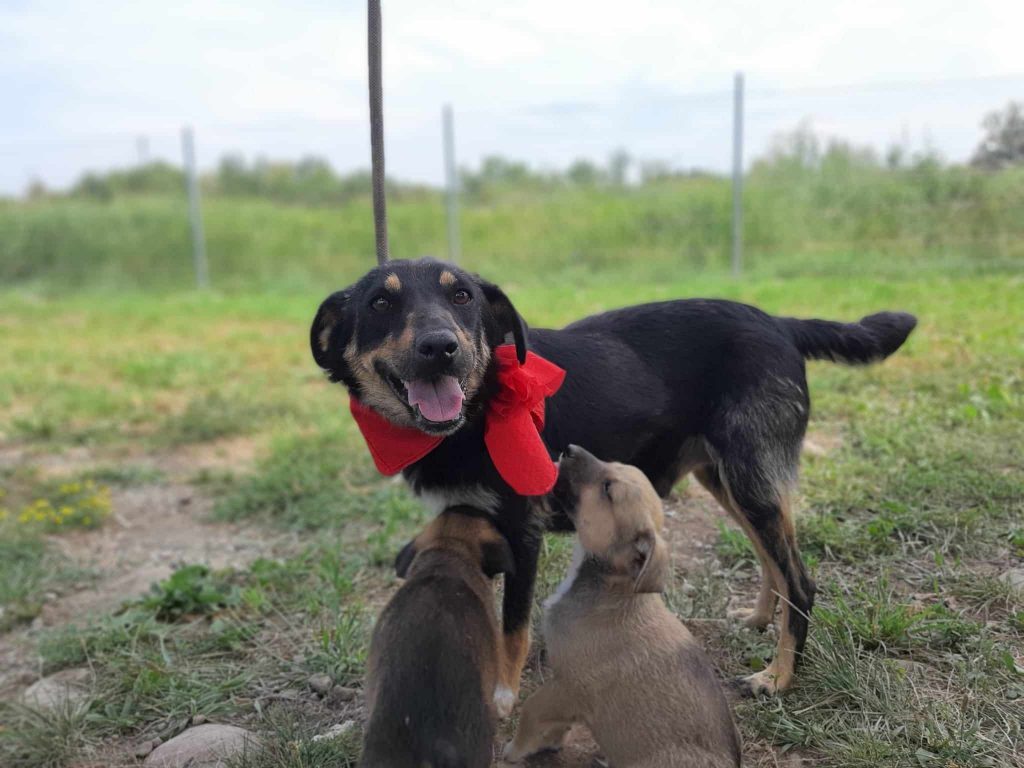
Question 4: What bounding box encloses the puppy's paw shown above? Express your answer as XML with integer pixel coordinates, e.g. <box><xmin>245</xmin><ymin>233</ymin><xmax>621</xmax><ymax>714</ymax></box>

<box><xmin>501</xmin><ymin>739</ymin><xmax>526</xmax><ymax>763</ymax></box>
<box><xmin>494</xmin><ymin>684</ymin><xmax>517</xmax><ymax>718</ymax></box>
<box><xmin>727</xmin><ymin>606</ymin><xmax>773</xmax><ymax>630</ymax></box>
<box><xmin>735</xmin><ymin>669</ymin><xmax>782</xmax><ymax>697</ymax></box>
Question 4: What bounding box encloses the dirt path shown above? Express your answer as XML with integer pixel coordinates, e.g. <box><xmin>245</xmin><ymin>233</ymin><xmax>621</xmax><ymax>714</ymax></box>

<box><xmin>0</xmin><ymin>450</ymin><xmax>290</xmax><ymax>700</ymax></box>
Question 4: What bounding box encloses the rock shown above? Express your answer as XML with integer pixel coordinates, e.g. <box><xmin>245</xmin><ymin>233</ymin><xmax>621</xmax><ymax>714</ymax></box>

<box><xmin>22</xmin><ymin>667</ymin><xmax>92</xmax><ymax>712</ymax></box>
<box><xmin>312</xmin><ymin>720</ymin><xmax>357</xmax><ymax>743</ymax></box>
<box><xmin>134</xmin><ymin>739</ymin><xmax>160</xmax><ymax>759</ymax></box>
<box><xmin>144</xmin><ymin>724</ymin><xmax>257</xmax><ymax>767</ymax></box>
<box><xmin>1000</xmin><ymin>568</ymin><xmax>1024</xmax><ymax>590</ymax></box>
<box><xmin>308</xmin><ymin>673</ymin><xmax>333</xmax><ymax>696</ymax></box>
<box><xmin>328</xmin><ymin>685</ymin><xmax>359</xmax><ymax>704</ymax></box>
<box><xmin>892</xmin><ymin>659</ymin><xmax>929</xmax><ymax>676</ymax></box>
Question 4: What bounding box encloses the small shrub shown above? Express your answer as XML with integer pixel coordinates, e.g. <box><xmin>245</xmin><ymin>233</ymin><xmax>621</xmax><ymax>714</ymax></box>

<box><xmin>140</xmin><ymin>564</ymin><xmax>239</xmax><ymax>622</ymax></box>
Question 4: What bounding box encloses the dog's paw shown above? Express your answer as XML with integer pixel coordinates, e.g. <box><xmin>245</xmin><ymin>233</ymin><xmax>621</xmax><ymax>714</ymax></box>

<box><xmin>727</xmin><ymin>606</ymin><xmax>773</xmax><ymax>631</ymax></box>
<box><xmin>494</xmin><ymin>684</ymin><xmax>517</xmax><ymax>718</ymax></box>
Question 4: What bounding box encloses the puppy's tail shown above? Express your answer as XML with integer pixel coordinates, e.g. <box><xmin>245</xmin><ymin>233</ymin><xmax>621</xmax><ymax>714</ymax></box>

<box><xmin>777</xmin><ymin>311</ymin><xmax>917</xmax><ymax>365</ymax></box>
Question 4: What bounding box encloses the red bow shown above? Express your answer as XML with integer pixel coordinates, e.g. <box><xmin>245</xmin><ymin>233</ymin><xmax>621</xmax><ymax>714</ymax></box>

<box><xmin>349</xmin><ymin>344</ymin><xmax>566</xmax><ymax>496</ymax></box>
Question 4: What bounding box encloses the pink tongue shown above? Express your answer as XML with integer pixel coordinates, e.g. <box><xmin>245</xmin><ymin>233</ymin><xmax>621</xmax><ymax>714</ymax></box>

<box><xmin>405</xmin><ymin>376</ymin><xmax>465</xmax><ymax>422</ymax></box>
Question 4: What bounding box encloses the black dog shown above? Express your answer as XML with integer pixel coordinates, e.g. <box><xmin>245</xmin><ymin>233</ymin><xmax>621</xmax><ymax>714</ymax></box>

<box><xmin>311</xmin><ymin>258</ymin><xmax>916</xmax><ymax>698</ymax></box>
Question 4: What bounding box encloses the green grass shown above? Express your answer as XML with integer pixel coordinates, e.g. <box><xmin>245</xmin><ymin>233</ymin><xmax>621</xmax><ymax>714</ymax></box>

<box><xmin>742</xmin><ymin>609</ymin><xmax>1021</xmax><ymax>767</ymax></box>
<box><xmin>225</xmin><ymin>711</ymin><xmax>362</xmax><ymax>768</ymax></box>
<box><xmin>2</xmin><ymin>544</ymin><xmax>375</xmax><ymax>768</ymax></box>
<box><xmin>0</xmin><ymin>534</ymin><xmax>56</xmax><ymax>632</ymax></box>
<box><xmin>2</xmin><ymin>155</ymin><xmax>1024</xmax><ymax>293</ymax></box>
<box><xmin>0</xmin><ymin>468</ymin><xmax>104</xmax><ymax>631</ymax></box>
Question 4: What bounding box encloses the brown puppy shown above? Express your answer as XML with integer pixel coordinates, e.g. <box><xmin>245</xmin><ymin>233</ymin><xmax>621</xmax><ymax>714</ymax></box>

<box><xmin>361</xmin><ymin>507</ymin><xmax>515</xmax><ymax>768</ymax></box>
<box><xmin>503</xmin><ymin>446</ymin><xmax>741</xmax><ymax>768</ymax></box>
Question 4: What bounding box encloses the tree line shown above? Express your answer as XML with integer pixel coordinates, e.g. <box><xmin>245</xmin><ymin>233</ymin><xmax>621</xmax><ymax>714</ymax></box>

<box><xmin>22</xmin><ymin>101</ymin><xmax>1024</xmax><ymax>205</ymax></box>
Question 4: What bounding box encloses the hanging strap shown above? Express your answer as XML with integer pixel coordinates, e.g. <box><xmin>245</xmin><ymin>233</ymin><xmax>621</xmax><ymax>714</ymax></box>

<box><xmin>368</xmin><ymin>0</ymin><xmax>389</xmax><ymax>264</ymax></box>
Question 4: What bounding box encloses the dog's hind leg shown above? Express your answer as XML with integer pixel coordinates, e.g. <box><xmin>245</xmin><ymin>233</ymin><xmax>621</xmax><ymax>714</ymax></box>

<box><xmin>696</xmin><ymin>451</ymin><xmax>815</xmax><ymax>695</ymax></box>
<box><xmin>722</xmin><ymin>465</ymin><xmax>814</xmax><ymax>695</ymax></box>
<box><xmin>695</xmin><ymin>466</ymin><xmax>778</xmax><ymax>630</ymax></box>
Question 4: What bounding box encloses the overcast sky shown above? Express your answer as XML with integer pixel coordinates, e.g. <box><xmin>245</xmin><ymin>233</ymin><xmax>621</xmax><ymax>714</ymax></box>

<box><xmin>1</xmin><ymin>0</ymin><xmax>1022</xmax><ymax>194</ymax></box>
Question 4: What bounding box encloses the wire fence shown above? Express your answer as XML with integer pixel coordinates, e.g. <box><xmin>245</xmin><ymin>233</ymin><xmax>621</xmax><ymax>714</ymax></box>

<box><xmin>1</xmin><ymin>72</ymin><xmax>1022</xmax><ymax>289</ymax></box>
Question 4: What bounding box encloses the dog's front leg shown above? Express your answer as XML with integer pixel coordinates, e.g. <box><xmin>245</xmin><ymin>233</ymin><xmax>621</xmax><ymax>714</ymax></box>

<box><xmin>494</xmin><ymin>501</ymin><xmax>542</xmax><ymax>718</ymax></box>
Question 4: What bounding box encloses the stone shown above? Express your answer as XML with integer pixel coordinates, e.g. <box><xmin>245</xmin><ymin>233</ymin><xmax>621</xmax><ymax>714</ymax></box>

<box><xmin>308</xmin><ymin>673</ymin><xmax>333</xmax><ymax>696</ymax></box>
<box><xmin>312</xmin><ymin>720</ymin><xmax>356</xmax><ymax>743</ymax></box>
<box><xmin>891</xmin><ymin>659</ymin><xmax>929</xmax><ymax>676</ymax></box>
<box><xmin>144</xmin><ymin>724</ymin><xmax>257</xmax><ymax>767</ymax></box>
<box><xmin>1000</xmin><ymin>568</ymin><xmax>1024</xmax><ymax>590</ymax></box>
<box><xmin>328</xmin><ymin>685</ymin><xmax>359</xmax><ymax>704</ymax></box>
<box><xmin>21</xmin><ymin>667</ymin><xmax>92</xmax><ymax>712</ymax></box>
<box><xmin>134</xmin><ymin>739</ymin><xmax>159</xmax><ymax>759</ymax></box>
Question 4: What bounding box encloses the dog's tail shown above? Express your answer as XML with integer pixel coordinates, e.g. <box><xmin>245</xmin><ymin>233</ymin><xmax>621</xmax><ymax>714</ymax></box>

<box><xmin>776</xmin><ymin>311</ymin><xmax>917</xmax><ymax>365</ymax></box>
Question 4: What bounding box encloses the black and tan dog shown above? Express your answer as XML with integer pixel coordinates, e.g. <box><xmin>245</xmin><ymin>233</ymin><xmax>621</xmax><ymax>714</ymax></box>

<box><xmin>360</xmin><ymin>506</ymin><xmax>514</xmax><ymax>768</ymax></box>
<box><xmin>504</xmin><ymin>445</ymin><xmax>741</xmax><ymax>768</ymax></box>
<box><xmin>312</xmin><ymin>258</ymin><xmax>916</xmax><ymax>698</ymax></box>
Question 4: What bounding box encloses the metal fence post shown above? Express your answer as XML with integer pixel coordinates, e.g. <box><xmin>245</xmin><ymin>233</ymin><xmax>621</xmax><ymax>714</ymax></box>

<box><xmin>731</xmin><ymin>72</ymin><xmax>745</xmax><ymax>277</ymax></box>
<box><xmin>136</xmin><ymin>135</ymin><xmax>149</xmax><ymax>165</ymax></box>
<box><xmin>442</xmin><ymin>103</ymin><xmax>461</xmax><ymax>263</ymax></box>
<box><xmin>180</xmin><ymin>126</ymin><xmax>209</xmax><ymax>289</ymax></box>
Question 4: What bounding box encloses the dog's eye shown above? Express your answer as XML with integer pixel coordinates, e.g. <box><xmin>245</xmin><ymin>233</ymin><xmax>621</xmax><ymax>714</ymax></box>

<box><xmin>371</xmin><ymin>296</ymin><xmax>391</xmax><ymax>313</ymax></box>
<box><xmin>602</xmin><ymin>480</ymin><xmax>614</xmax><ymax>500</ymax></box>
<box><xmin>452</xmin><ymin>289</ymin><xmax>472</xmax><ymax>306</ymax></box>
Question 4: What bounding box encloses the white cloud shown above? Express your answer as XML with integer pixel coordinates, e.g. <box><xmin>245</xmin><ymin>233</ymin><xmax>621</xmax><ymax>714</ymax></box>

<box><xmin>1</xmin><ymin>0</ymin><xmax>1022</xmax><ymax>192</ymax></box>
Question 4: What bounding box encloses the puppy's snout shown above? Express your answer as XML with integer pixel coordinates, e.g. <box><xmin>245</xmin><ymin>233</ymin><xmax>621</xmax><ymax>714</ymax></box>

<box><xmin>561</xmin><ymin>444</ymin><xmax>599</xmax><ymax>471</ymax></box>
<box><xmin>416</xmin><ymin>329</ymin><xmax>460</xmax><ymax>361</ymax></box>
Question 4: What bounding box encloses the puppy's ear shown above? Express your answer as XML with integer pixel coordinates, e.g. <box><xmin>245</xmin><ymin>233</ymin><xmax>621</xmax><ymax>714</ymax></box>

<box><xmin>480</xmin><ymin>535</ymin><xmax>516</xmax><ymax>579</ymax></box>
<box><xmin>310</xmin><ymin>288</ymin><xmax>353</xmax><ymax>381</ymax></box>
<box><xmin>475</xmin><ymin>277</ymin><xmax>528</xmax><ymax>364</ymax></box>
<box><xmin>632</xmin><ymin>530</ymin><xmax>669</xmax><ymax>593</ymax></box>
<box><xmin>394</xmin><ymin>539</ymin><xmax>418</xmax><ymax>579</ymax></box>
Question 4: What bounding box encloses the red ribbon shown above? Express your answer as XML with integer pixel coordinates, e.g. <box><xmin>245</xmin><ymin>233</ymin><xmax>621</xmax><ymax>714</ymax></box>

<box><xmin>349</xmin><ymin>344</ymin><xmax>566</xmax><ymax>496</ymax></box>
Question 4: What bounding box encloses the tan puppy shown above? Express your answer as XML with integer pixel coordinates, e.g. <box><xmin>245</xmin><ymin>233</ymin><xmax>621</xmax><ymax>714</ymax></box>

<box><xmin>503</xmin><ymin>446</ymin><xmax>742</xmax><ymax>768</ymax></box>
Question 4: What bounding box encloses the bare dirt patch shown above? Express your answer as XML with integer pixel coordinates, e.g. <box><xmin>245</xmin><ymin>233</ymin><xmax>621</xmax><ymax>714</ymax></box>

<box><xmin>0</xmin><ymin>480</ymin><xmax>292</xmax><ymax>701</ymax></box>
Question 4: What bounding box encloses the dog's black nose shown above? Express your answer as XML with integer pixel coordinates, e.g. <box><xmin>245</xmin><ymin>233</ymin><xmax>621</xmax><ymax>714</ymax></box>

<box><xmin>416</xmin><ymin>330</ymin><xmax>460</xmax><ymax>360</ymax></box>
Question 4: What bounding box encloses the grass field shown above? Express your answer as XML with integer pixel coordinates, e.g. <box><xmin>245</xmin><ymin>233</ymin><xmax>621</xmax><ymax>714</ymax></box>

<box><xmin>1</xmin><ymin>249</ymin><xmax>1023</xmax><ymax>766</ymax></box>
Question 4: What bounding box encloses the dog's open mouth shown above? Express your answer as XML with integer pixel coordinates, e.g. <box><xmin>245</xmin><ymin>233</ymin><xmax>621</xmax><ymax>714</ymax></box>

<box><xmin>384</xmin><ymin>371</ymin><xmax>466</xmax><ymax>424</ymax></box>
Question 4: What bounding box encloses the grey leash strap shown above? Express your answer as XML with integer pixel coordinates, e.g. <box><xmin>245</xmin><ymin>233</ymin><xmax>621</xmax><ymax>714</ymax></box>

<box><xmin>368</xmin><ymin>0</ymin><xmax>389</xmax><ymax>264</ymax></box>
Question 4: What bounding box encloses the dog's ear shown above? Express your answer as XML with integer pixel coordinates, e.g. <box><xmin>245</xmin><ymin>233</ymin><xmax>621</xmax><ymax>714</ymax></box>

<box><xmin>394</xmin><ymin>539</ymin><xmax>418</xmax><ymax>579</ymax></box>
<box><xmin>310</xmin><ymin>288</ymin><xmax>353</xmax><ymax>380</ymax></box>
<box><xmin>475</xmin><ymin>277</ymin><xmax>528</xmax><ymax>364</ymax></box>
<box><xmin>632</xmin><ymin>530</ymin><xmax>669</xmax><ymax>593</ymax></box>
<box><xmin>480</xmin><ymin>535</ymin><xmax>516</xmax><ymax>579</ymax></box>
